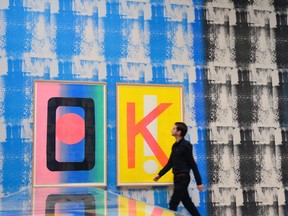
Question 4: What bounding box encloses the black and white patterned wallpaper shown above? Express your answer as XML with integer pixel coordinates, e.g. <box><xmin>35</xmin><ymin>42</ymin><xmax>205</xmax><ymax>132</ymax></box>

<box><xmin>204</xmin><ymin>0</ymin><xmax>287</xmax><ymax>215</ymax></box>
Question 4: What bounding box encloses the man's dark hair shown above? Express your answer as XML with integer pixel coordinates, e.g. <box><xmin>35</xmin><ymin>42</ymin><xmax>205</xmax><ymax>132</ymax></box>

<box><xmin>175</xmin><ymin>122</ymin><xmax>188</xmax><ymax>137</ymax></box>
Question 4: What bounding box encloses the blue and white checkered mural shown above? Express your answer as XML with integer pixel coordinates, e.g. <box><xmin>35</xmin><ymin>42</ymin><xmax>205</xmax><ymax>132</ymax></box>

<box><xmin>1</xmin><ymin>0</ymin><xmax>288</xmax><ymax>215</ymax></box>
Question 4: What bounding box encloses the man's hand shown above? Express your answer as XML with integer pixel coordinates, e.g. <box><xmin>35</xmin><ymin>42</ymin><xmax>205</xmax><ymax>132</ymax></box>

<box><xmin>153</xmin><ymin>175</ymin><xmax>160</xmax><ymax>181</ymax></box>
<box><xmin>197</xmin><ymin>184</ymin><xmax>204</xmax><ymax>191</ymax></box>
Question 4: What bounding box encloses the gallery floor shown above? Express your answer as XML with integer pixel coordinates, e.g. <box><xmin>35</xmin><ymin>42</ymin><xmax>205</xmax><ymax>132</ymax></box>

<box><xmin>0</xmin><ymin>187</ymin><xmax>181</xmax><ymax>215</ymax></box>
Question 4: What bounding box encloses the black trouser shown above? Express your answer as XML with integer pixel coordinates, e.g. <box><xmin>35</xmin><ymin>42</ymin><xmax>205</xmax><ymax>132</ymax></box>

<box><xmin>169</xmin><ymin>174</ymin><xmax>200</xmax><ymax>216</ymax></box>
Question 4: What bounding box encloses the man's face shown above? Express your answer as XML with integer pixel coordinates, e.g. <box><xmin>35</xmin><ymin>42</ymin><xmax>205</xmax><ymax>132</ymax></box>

<box><xmin>171</xmin><ymin>125</ymin><xmax>179</xmax><ymax>137</ymax></box>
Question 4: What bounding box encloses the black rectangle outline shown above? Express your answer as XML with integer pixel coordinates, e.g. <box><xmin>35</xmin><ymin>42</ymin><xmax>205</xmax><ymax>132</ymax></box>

<box><xmin>47</xmin><ymin>97</ymin><xmax>95</xmax><ymax>171</ymax></box>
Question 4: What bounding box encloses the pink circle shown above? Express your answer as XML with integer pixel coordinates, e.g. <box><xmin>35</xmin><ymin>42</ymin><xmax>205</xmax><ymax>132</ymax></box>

<box><xmin>56</xmin><ymin>113</ymin><xmax>85</xmax><ymax>144</ymax></box>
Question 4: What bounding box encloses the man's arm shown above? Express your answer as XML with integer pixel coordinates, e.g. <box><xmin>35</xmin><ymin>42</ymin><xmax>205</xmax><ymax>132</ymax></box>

<box><xmin>184</xmin><ymin>143</ymin><xmax>202</xmax><ymax>185</ymax></box>
<box><xmin>154</xmin><ymin>150</ymin><xmax>173</xmax><ymax>181</ymax></box>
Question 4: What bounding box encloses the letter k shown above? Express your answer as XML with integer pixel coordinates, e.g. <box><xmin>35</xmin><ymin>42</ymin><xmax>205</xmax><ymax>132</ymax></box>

<box><xmin>127</xmin><ymin>102</ymin><xmax>172</xmax><ymax>168</ymax></box>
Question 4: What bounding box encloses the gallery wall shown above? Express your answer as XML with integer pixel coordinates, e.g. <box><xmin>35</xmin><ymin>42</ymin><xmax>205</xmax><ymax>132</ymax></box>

<box><xmin>0</xmin><ymin>0</ymin><xmax>287</xmax><ymax>215</ymax></box>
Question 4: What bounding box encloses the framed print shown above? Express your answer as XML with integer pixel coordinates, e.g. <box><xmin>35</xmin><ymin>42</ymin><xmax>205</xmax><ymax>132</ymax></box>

<box><xmin>33</xmin><ymin>80</ymin><xmax>106</xmax><ymax>187</ymax></box>
<box><xmin>117</xmin><ymin>84</ymin><xmax>183</xmax><ymax>186</ymax></box>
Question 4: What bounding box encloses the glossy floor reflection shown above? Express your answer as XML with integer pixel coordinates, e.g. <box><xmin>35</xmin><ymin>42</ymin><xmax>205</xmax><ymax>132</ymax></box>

<box><xmin>0</xmin><ymin>187</ymin><xmax>183</xmax><ymax>215</ymax></box>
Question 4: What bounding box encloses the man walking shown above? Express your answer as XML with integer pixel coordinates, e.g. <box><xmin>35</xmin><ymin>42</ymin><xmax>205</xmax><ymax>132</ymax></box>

<box><xmin>153</xmin><ymin>122</ymin><xmax>204</xmax><ymax>216</ymax></box>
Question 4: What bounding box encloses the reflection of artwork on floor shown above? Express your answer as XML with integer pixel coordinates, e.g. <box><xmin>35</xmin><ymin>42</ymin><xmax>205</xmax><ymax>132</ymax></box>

<box><xmin>117</xmin><ymin>84</ymin><xmax>183</xmax><ymax>186</ymax></box>
<box><xmin>32</xmin><ymin>187</ymin><xmax>106</xmax><ymax>215</ymax></box>
<box><xmin>33</xmin><ymin>81</ymin><xmax>106</xmax><ymax>187</ymax></box>
<box><xmin>117</xmin><ymin>196</ymin><xmax>175</xmax><ymax>216</ymax></box>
